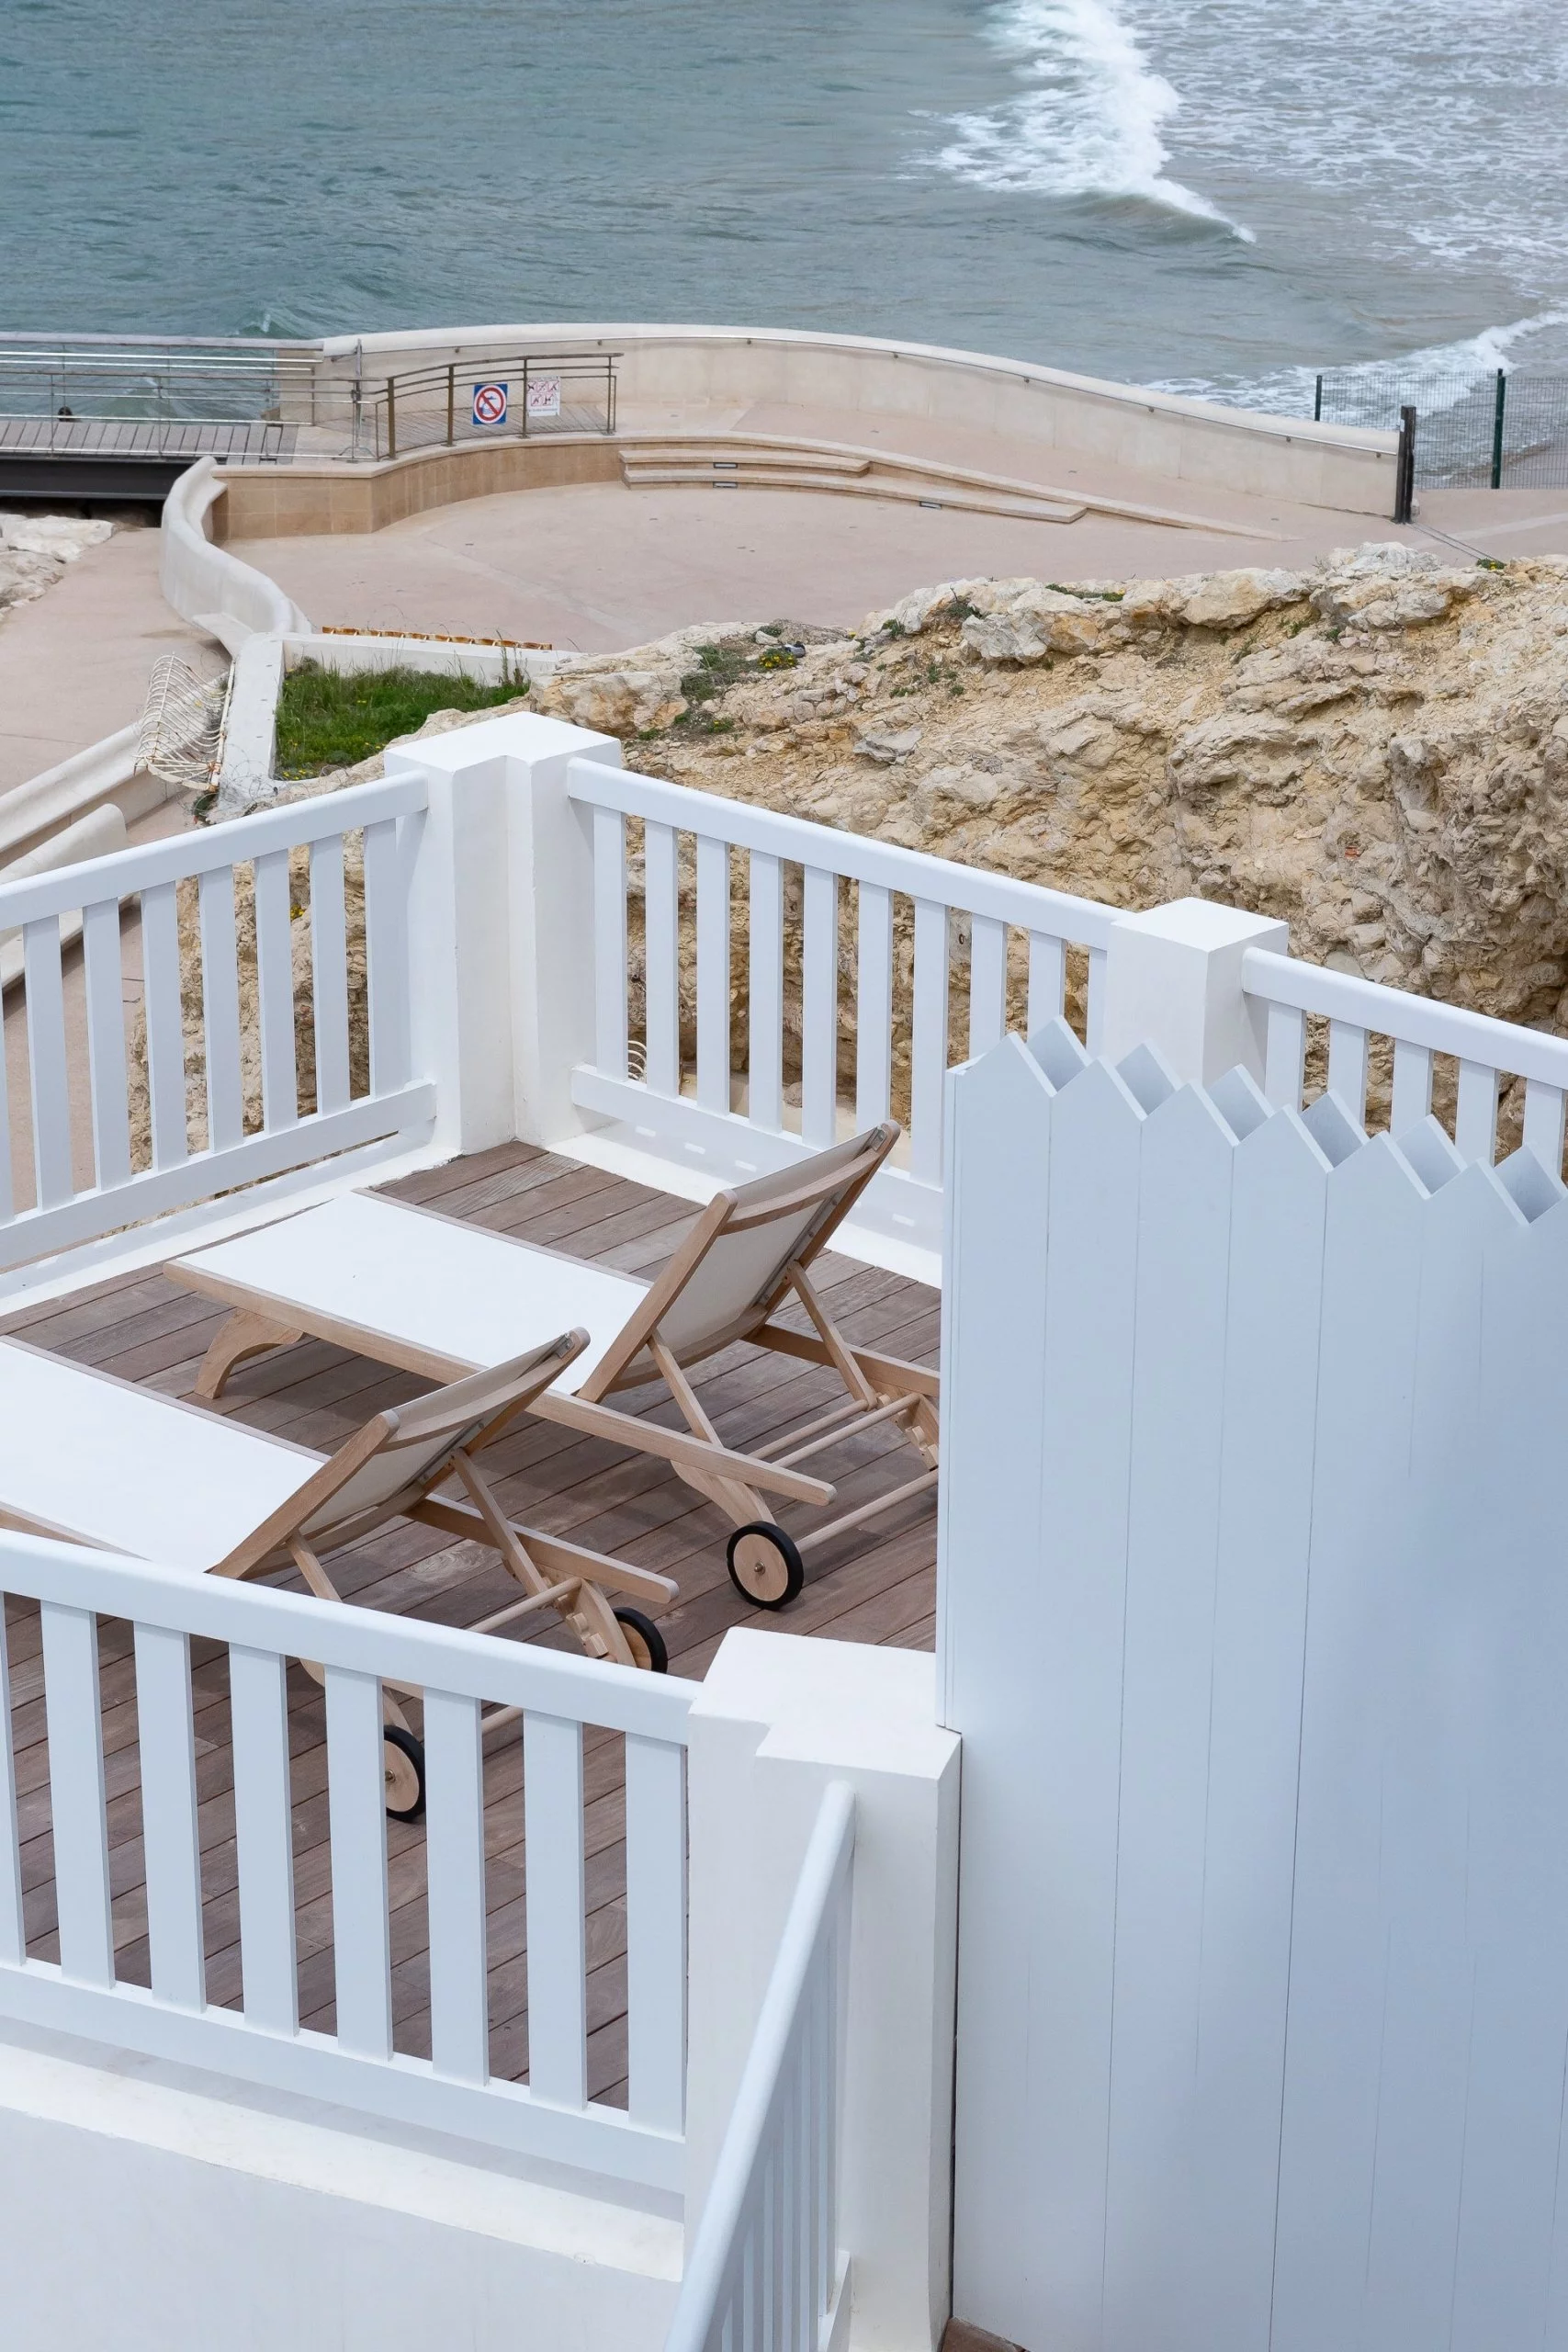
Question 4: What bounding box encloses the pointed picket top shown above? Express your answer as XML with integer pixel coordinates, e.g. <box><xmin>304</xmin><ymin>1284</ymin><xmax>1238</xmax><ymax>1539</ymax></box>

<box><xmin>1495</xmin><ymin>1138</ymin><xmax>1568</xmax><ymax>1227</ymax></box>
<box><xmin>1210</xmin><ymin>1062</ymin><xmax>1271</xmax><ymax>1144</ymax></box>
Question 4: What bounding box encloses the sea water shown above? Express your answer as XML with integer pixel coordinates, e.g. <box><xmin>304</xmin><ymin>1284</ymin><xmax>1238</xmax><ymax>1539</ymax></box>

<box><xmin>2</xmin><ymin>0</ymin><xmax>1565</xmax><ymax>410</ymax></box>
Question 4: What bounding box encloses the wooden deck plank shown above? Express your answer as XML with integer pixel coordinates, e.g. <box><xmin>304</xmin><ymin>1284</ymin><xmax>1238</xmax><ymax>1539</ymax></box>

<box><xmin>0</xmin><ymin>1146</ymin><xmax>938</xmax><ymax>2087</ymax></box>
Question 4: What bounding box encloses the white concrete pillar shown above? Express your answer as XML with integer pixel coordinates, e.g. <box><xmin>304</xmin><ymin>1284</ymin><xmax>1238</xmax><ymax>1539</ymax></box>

<box><xmin>1099</xmin><ymin>895</ymin><xmax>1289</xmax><ymax>1087</ymax></box>
<box><xmin>684</xmin><ymin>1630</ymin><xmax>961</xmax><ymax>2352</ymax></box>
<box><xmin>388</xmin><ymin>712</ymin><xmax>621</xmax><ymax>1154</ymax></box>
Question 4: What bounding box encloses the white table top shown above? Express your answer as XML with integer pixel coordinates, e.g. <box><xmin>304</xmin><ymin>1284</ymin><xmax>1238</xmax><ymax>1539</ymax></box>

<box><xmin>0</xmin><ymin>1342</ymin><xmax>321</xmax><ymax>1576</ymax></box>
<box><xmin>177</xmin><ymin>1192</ymin><xmax>650</xmax><ymax>1393</ymax></box>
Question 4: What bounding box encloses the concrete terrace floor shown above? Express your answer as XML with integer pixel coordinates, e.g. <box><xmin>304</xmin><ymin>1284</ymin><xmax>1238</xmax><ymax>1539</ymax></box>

<box><xmin>231</xmin><ymin>398</ymin><xmax>1568</xmax><ymax>653</ymax></box>
<box><xmin>0</xmin><ymin>519</ymin><xmax>221</xmax><ymax>794</ymax></box>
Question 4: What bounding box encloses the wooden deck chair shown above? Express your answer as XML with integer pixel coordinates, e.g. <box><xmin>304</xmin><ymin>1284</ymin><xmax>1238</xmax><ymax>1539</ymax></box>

<box><xmin>171</xmin><ymin>1125</ymin><xmax>939</xmax><ymax>1611</ymax></box>
<box><xmin>0</xmin><ymin>1330</ymin><xmax>676</xmax><ymax>1820</ymax></box>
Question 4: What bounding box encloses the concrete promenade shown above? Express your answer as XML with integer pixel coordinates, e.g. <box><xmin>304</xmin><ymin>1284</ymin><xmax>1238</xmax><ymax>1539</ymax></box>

<box><xmin>227</xmin><ymin>400</ymin><xmax>1568</xmax><ymax>653</ymax></box>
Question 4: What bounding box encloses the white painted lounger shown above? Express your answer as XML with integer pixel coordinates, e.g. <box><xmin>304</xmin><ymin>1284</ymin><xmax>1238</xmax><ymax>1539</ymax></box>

<box><xmin>170</xmin><ymin>1126</ymin><xmax>941</xmax><ymax>1609</ymax></box>
<box><xmin>0</xmin><ymin>1330</ymin><xmax>678</xmax><ymax>1815</ymax></box>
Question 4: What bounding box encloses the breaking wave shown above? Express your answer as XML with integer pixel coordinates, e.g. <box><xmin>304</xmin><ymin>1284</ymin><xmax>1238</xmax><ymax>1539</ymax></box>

<box><xmin>931</xmin><ymin>0</ymin><xmax>1253</xmax><ymax>241</ymax></box>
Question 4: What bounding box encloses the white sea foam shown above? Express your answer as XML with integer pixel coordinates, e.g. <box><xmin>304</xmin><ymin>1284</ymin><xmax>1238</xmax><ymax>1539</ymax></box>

<box><xmin>1156</xmin><ymin>311</ymin><xmax>1568</xmax><ymax>423</ymax></box>
<box><xmin>931</xmin><ymin>0</ymin><xmax>1252</xmax><ymax>241</ymax></box>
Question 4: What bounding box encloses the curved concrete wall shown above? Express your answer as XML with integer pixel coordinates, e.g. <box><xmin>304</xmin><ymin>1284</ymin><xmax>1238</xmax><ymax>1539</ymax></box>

<box><xmin>160</xmin><ymin>458</ymin><xmax>313</xmax><ymax>645</ymax></box>
<box><xmin>312</xmin><ymin>322</ymin><xmax>1398</xmax><ymax>516</ymax></box>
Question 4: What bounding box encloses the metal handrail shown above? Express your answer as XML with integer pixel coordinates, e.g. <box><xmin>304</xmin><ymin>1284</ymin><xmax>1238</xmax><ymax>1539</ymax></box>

<box><xmin>361</xmin><ymin>350</ymin><xmax>620</xmax><ymax>460</ymax></box>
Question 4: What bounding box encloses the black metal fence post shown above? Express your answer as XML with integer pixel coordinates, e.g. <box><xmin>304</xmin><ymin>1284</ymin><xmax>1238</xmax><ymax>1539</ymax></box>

<box><xmin>1491</xmin><ymin>369</ymin><xmax>1507</xmax><ymax>490</ymax></box>
<box><xmin>386</xmin><ymin>376</ymin><xmax>397</xmax><ymax>460</ymax></box>
<box><xmin>1394</xmin><ymin>405</ymin><xmax>1417</xmax><ymax>524</ymax></box>
<box><xmin>1314</xmin><ymin>373</ymin><xmax>1324</xmax><ymax>424</ymax></box>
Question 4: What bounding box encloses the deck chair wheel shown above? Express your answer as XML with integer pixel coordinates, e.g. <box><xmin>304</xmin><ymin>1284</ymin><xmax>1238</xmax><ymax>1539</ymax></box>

<box><xmin>613</xmin><ymin>1607</ymin><xmax>669</xmax><ymax>1673</ymax></box>
<box><xmin>727</xmin><ymin>1522</ymin><xmax>805</xmax><ymax>1611</ymax></box>
<box><xmin>383</xmin><ymin>1725</ymin><xmax>426</xmax><ymax>1823</ymax></box>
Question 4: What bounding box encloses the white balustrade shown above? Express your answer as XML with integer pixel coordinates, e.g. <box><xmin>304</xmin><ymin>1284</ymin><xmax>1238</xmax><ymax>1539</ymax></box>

<box><xmin>1244</xmin><ymin>944</ymin><xmax>1568</xmax><ymax>1173</ymax></box>
<box><xmin>0</xmin><ymin>1532</ymin><xmax>694</xmax><ymax>2188</ymax></box>
<box><xmin>567</xmin><ymin>756</ymin><xmax>1118</xmax><ymax>1255</ymax></box>
<box><xmin>666</xmin><ymin>1780</ymin><xmax>855</xmax><ymax>2352</ymax></box>
<box><xmin>0</xmin><ymin>775</ymin><xmax>434</xmax><ymax>1273</ymax></box>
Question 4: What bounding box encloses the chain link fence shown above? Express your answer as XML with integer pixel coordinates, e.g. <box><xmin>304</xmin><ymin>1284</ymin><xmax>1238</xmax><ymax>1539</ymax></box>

<box><xmin>1314</xmin><ymin>368</ymin><xmax>1568</xmax><ymax>491</ymax></box>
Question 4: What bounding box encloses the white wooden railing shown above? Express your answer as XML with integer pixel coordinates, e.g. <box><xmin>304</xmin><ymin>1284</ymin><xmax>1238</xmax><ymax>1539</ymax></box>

<box><xmin>666</xmin><ymin>1781</ymin><xmax>855</xmax><ymax>2352</ymax></box>
<box><xmin>0</xmin><ymin>1534</ymin><xmax>692</xmax><ymax>2188</ymax></box>
<box><xmin>566</xmin><ymin>758</ymin><xmax>1119</xmax><ymax>1254</ymax></box>
<box><xmin>0</xmin><ymin>774</ymin><xmax>434</xmax><ymax>1272</ymax></box>
<box><xmin>1244</xmin><ymin>945</ymin><xmax>1568</xmax><ymax>1172</ymax></box>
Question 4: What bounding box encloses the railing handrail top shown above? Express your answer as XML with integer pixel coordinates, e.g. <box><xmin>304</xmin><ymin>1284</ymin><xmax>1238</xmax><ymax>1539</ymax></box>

<box><xmin>0</xmin><ymin>770</ymin><xmax>428</xmax><ymax>928</ymax></box>
<box><xmin>0</xmin><ymin>1532</ymin><xmax>696</xmax><ymax>1743</ymax></box>
<box><xmin>570</xmin><ymin>755</ymin><xmax>1121</xmax><ymax>945</ymax></box>
<box><xmin>372</xmin><ymin>350</ymin><xmax>622</xmax><ymax>393</ymax></box>
<box><xmin>1243</xmin><ymin>944</ymin><xmax>1568</xmax><ymax>1089</ymax></box>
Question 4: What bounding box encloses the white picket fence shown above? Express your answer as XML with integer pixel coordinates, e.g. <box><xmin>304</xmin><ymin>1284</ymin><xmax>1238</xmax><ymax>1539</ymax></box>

<box><xmin>1245</xmin><ymin>942</ymin><xmax>1568</xmax><ymax>1174</ymax></box>
<box><xmin>0</xmin><ymin>1533</ymin><xmax>692</xmax><ymax>2188</ymax></box>
<box><xmin>942</xmin><ymin>1024</ymin><xmax>1568</xmax><ymax>2352</ymax></box>
<box><xmin>668</xmin><ymin>1781</ymin><xmax>854</xmax><ymax>2352</ymax></box>
<box><xmin>0</xmin><ymin>774</ymin><xmax>434</xmax><ymax>1272</ymax></box>
<box><xmin>565</xmin><ymin>756</ymin><xmax>1119</xmax><ymax>1254</ymax></box>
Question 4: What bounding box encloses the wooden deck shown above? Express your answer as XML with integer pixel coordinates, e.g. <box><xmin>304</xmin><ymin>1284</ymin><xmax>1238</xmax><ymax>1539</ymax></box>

<box><xmin>0</xmin><ymin>1143</ymin><xmax>939</xmax><ymax>2109</ymax></box>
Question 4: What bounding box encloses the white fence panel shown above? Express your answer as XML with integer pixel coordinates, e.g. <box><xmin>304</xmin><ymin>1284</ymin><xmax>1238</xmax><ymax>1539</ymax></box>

<box><xmin>0</xmin><ymin>775</ymin><xmax>434</xmax><ymax>1273</ymax></box>
<box><xmin>941</xmin><ymin>1030</ymin><xmax>1568</xmax><ymax>2352</ymax></box>
<box><xmin>665</xmin><ymin>1780</ymin><xmax>853</xmax><ymax>2352</ymax></box>
<box><xmin>0</xmin><ymin>1534</ymin><xmax>693</xmax><ymax>2191</ymax></box>
<box><xmin>567</xmin><ymin>757</ymin><xmax>1119</xmax><ymax>1258</ymax></box>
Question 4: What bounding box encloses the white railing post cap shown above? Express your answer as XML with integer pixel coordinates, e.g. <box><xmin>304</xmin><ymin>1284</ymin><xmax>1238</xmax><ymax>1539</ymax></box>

<box><xmin>385</xmin><ymin>710</ymin><xmax>619</xmax><ymax>775</ymax></box>
<box><xmin>1101</xmin><ymin>895</ymin><xmax>1288</xmax><ymax>1088</ymax></box>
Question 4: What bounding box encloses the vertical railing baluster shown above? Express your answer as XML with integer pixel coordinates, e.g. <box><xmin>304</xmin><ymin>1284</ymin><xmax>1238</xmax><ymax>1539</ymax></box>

<box><xmin>696</xmin><ymin>836</ymin><xmax>732</xmax><ymax>1114</ymax></box>
<box><xmin>363</xmin><ymin>816</ymin><xmax>413</xmax><ymax>1094</ymax></box>
<box><xmin>1523</xmin><ymin>1079</ymin><xmax>1568</xmax><ymax>1176</ymax></box>
<box><xmin>626</xmin><ymin>1735</ymin><xmax>687</xmax><ymax>2133</ymax></box>
<box><xmin>643</xmin><ymin>821</ymin><xmax>681</xmax><ymax>1097</ymax></box>
<box><xmin>524</xmin><ymin>1711</ymin><xmax>587</xmax><ymax>2109</ymax></box>
<box><xmin>424</xmin><ymin>1688</ymin><xmax>490</xmax><ymax>2086</ymax></box>
<box><xmin>1326</xmin><ymin>1020</ymin><xmax>1371</xmax><ymax>1126</ymax></box>
<box><xmin>1390</xmin><ymin>1037</ymin><xmax>1433</xmax><ymax>1137</ymax></box>
<box><xmin>909</xmin><ymin>899</ymin><xmax>950</xmax><ymax>1187</ymax></box>
<box><xmin>967</xmin><ymin>913</ymin><xmax>1008</xmax><ymax>1057</ymax></box>
<box><xmin>229</xmin><ymin>1644</ymin><xmax>299</xmax><ymax>2035</ymax></box>
<box><xmin>140</xmin><ymin>880</ymin><xmax>189</xmax><ymax>1168</ymax></box>
<box><xmin>24</xmin><ymin>918</ymin><xmax>73</xmax><ymax>1207</ymax></box>
<box><xmin>1456</xmin><ymin>1058</ymin><xmax>1501</xmax><ymax>1164</ymax></box>
<box><xmin>1086</xmin><ymin>944</ymin><xmax>1109</xmax><ymax>1055</ymax></box>
<box><xmin>82</xmin><ymin>897</ymin><xmax>131</xmax><ymax>1187</ymax></box>
<box><xmin>855</xmin><ymin>883</ymin><xmax>894</xmax><ymax>1130</ymax></box>
<box><xmin>592</xmin><ymin>807</ymin><xmax>629</xmax><ymax>1080</ymax></box>
<box><xmin>134</xmin><ymin>1623</ymin><xmax>206</xmax><ymax>2011</ymax></box>
<box><xmin>325</xmin><ymin>1666</ymin><xmax>393</xmax><ymax>2060</ymax></box>
<box><xmin>1027</xmin><ymin>931</ymin><xmax>1066</xmax><ymax>1035</ymax></box>
<box><xmin>749</xmin><ymin>853</ymin><xmax>784</xmax><ymax>1131</ymax></box>
<box><xmin>39</xmin><ymin>1602</ymin><xmax>112</xmax><ymax>1987</ymax></box>
<box><xmin>252</xmin><ymin>848</ymin><xmax>299</xmax><ymax>1131</ymax></box>
<box><xmin>308</xmin><ymin>835</ymin><xmax>352</xmax><ymax>1115</ymax></box>
<box><xmin>801</xmin><ymin>869</ymin><xmax>839</xmax><ymax>1148</ymax></box>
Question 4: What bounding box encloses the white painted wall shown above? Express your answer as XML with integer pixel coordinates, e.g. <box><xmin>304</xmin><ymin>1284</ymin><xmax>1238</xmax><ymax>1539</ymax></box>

<box><xmin>0</xmin><ymin>2025</ymin><xmax>680</xmax><ymax>2352</ymax></box>
<box><xmin>684</xmin><ymin>1632</ymin><xmax>961</xmax><ymax>2352</ymax></box>
<box><xmin>939</xmin><ymin>1025</ymin><xmax>1568</xmax><ymax>2352</ymax></box>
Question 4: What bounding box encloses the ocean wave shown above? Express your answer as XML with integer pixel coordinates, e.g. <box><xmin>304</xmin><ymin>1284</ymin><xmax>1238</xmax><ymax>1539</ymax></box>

<box><xmin>931</xmin><ymin>0</ymin><xmax>1253</xmax><ymax>242</ymax></box>
<box><xmin>1155</xmin><ymin>310</ymin><xmax>1568</xmax><ymax>423</ymax></box>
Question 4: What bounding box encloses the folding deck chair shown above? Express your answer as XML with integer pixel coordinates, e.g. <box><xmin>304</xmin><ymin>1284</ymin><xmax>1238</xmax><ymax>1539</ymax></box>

<box><xmin>170</xmin><ymin>1125</ymin><xmax>940</xmax><ymax>1610</ymax></box>
<box><xmin>0</xmin><ymin>1329</ymin><xmax>677</xmax><ymax>1819</ymax></box>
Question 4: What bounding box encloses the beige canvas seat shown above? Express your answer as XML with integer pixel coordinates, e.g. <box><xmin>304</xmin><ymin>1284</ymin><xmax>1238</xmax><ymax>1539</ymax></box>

<box><xmin>0</xmin><ymin>1329</ymin><xmax>677</xmax><ymax>1818</ymax></box>
<box><xmin>171</xmin><ymin>1125</ymin><xmax>939</xmax><ymax>1608</ymax></box>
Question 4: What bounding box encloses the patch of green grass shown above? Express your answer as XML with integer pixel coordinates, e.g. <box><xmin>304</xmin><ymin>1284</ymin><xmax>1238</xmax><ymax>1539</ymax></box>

<box><xmin>274</xmin><ymin>660</ymin><xmax>526</xmax><ymax>777</ymax></box>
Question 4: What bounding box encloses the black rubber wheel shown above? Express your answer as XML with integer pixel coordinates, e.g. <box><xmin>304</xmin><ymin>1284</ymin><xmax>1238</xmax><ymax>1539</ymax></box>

<box><xmin>383</xmin><ymin>1724</ymin><xmax>427</xmax><ymax>1823</ymax></box>
<box><xmin>614</xmin><ymin>1606</ymin><xmax>670</xmax><ymax>1673</ymax></box>
<box><xmin>726</xmin><ymin>1521</ymin><xmax>806</xmax><ymax>1611</ymax></box>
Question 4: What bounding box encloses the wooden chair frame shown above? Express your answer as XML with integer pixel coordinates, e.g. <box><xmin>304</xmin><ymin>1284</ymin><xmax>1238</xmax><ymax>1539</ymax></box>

<box><xmin>176</xmin><ymin>1126</ymin><xmax>940</xmax><ymax>1606</ymax></box>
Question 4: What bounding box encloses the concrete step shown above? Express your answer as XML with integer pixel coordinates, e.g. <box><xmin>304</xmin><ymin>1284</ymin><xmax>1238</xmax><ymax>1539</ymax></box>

<box><xmin>623</xmin><ymin>444</ymin><xmax>870</xmax><ymax>478</ymax></box>
<box><xmin>621</xmin><ymin>458</ymin><xmax>1082</xmax><ymax>524</ymax></box>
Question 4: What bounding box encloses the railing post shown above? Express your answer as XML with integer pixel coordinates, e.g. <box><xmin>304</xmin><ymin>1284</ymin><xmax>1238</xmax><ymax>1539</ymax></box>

<box><xmin>386</xmin><ymin>711</ymin><xmax>622</xmax><ymax>1151</ymax></box>
<box><xmin>1394</xmin><ymin>402</ymin><xmax>1416</xmax><ymax>523</ymax></box>
<box><xmin>684</xmin><ymin>1630</ymin><xmax>960</xmax><ymax>2352</ymax></box>
<box><xmin>1491</xmin><ymin>368</ymin><xmax>1507</xmax><ymax>490</ymax></box>
<box><xmin>1099</xmin><ymin>897</ymin><xmax>1288</xmax><ymax>1086</ymax></box>
<box><xmin>385</xmin><ymin>375</ymin><xmax>396</xmax><ymax>459</ymax></box>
